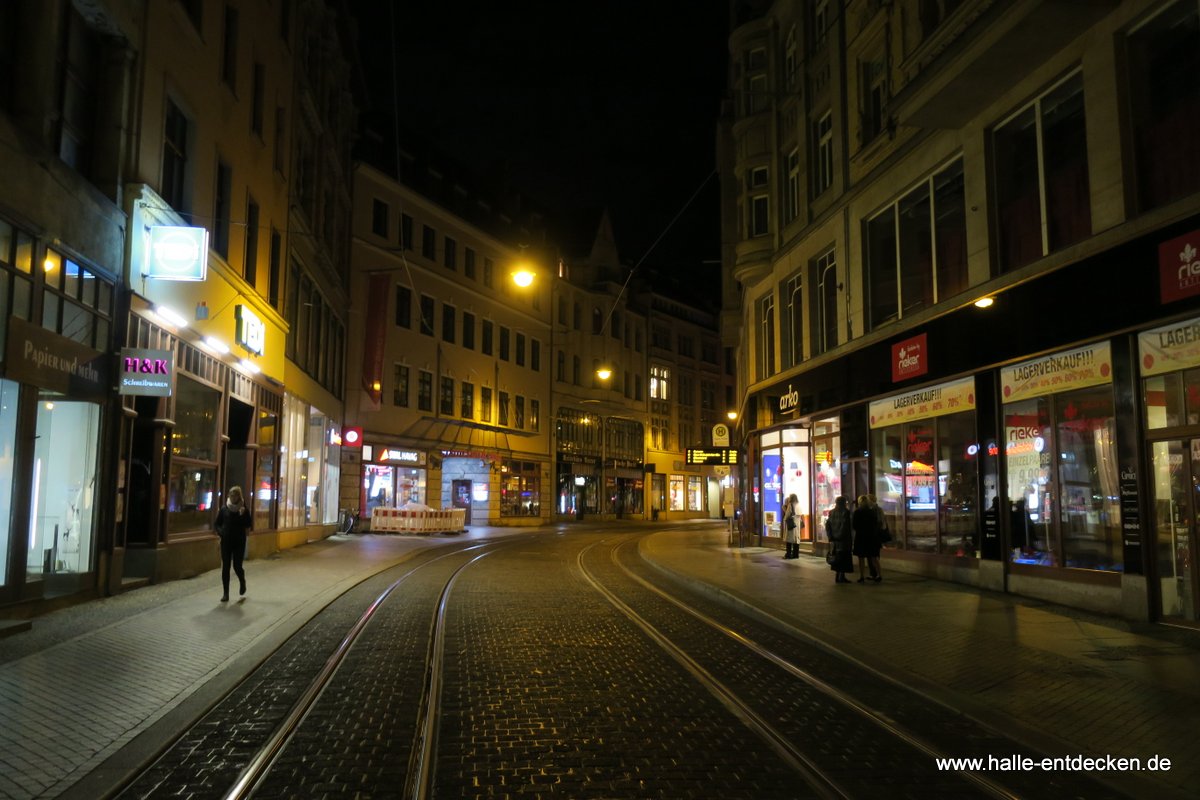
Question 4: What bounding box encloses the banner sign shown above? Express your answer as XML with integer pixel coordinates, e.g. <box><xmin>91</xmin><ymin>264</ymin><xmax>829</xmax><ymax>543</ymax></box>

<box><xmin>1001</xmin><ymin>341</ymin><xmax>1111</xmax><ymax>403</ymax></box>
<box><xmin>146</xmin><ymin>225</ymin><xmax>208</xmax><ymax>281</ymax></box>
<box><xmin>1159</xmin><ymin>229</ymin><xmax>1200</xmax><ymax>304</ymax></box>
<box><xmin>869</xmin><ymin>376</ymin><xmax>975</xmax><ymax>429</ymax></box>
<box><xmin>5</xmin><ymin>317</ymin><xmax>107</xmax><ymax>399</ymax></box>
<box><xmin>1139</xmin><ymin>316</ymin><xmax>1200</xmax><ymax>377</ymax></box>
<box><xmin>891</xmin><ymin>333</ymin><xmax>928</xmax><ymax>382</ymax></box>
<box><xmin>119</xmin><ymin>347</ymin><xmax>173</xmax><ymax>396</ymax></box>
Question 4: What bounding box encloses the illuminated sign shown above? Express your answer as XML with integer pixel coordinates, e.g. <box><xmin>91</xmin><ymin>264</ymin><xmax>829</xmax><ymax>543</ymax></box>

<box><xmin>1160</xmin><ymin>229</ymin><xmax>1200</xmax><ymax>304</ymax></box>
<box><xmin>686</xmin><ymin>447</ymin><xmax>739</xmax><ymax>465</ymax></box>
<box><xmin>119</xmin><ymin>347</ymin><xmax>173</xmax><ymax>396</ymax></box>
<box><xmin>235</xmin><ymin>305</ymin><xmax>265</xmax><ymax>355</ymax></box>
<box><xmin>342</xmin><ymin>426</ymin><xmax>363</xmax><ymax>447</ymax></box>
<box><xmin>778</xmin><ymin>383</ymin><xmax>799</xmax><ymax>414</ymax></box>
<box><xmin>378</xmin><ymin>448</ymin><xmax>424</xmax><ymax>465</ymax></box>
<box><xmin>892</xmin><ymin>333</ymin><xmax>928</xmax><ymax>382</ymax></box>
<box><xmin>147</xmin><ymin>226</ymin><xmax>208</xmax><ymax>281</ymax></box>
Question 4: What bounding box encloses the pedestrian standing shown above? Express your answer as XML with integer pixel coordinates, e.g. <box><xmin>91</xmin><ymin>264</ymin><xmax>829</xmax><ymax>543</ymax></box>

<box><xmin>825</xmin><ymin>496</ymin><xmax>854</xmax><ymax>583</ymax></box>
<box><xmin>782</xmin><ymin>493</ymin><xmax>802</xmax><ymax>559</ymax></box>
<box><xmin>867</xmin><ymin>493</ymin><xmax>889</xmax><ymax>581</ymax></box>
<box><xmin>851</xmin><ymin>494</ymin><xmax>881</xmax><ymax>583</ymax></box>
<box><xmin>215</xmin><ymin>485</ymin><xmax>252</xmax><ymax>602</ymax></box>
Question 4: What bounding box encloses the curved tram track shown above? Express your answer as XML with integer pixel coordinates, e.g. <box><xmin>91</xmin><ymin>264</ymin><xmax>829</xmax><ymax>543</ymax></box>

<box><xmin>113</xmin><ymin>528</ymin><xmax>1128</xmax><ymax>799</ymax></box>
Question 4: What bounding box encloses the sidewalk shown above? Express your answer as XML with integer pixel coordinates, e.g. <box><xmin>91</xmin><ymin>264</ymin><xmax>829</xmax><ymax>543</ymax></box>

<box><xmin>0</xmin><ymin>527</ymin><xmax>523</xmax><ymax>800</ymax></box>
<box><xmin>638</xmin><ymin>527</ymin><xmax>1200</xmax><ymax>799</ymax></box>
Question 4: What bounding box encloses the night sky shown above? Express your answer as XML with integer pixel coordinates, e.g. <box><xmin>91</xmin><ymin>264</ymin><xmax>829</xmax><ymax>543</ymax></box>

<box><xmin>350</xmin><ymin>2</ymin><xmax>731</xmax><ymax>306</ymax></box>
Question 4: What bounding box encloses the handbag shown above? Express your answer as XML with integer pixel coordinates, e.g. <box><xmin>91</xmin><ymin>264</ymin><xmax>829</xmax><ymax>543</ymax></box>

<box><xmin>785</xmin><ymin>515</ymin><xmax>796</xmax><ymax>531</ymax></box>
<box><xmin>879</xmin><ymin>523</ymin><xmax>892</xmax><ymax>543</ymax></box>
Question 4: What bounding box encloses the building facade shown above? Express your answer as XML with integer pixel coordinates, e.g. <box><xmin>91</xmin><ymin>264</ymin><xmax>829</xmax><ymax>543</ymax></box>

<box><xmin>0</xmin><ymin>0</ymin><xmax>354</xmax><ymax>615</ymax></box>
<box><xmin>721</xmin><ymin>0</ymin><xmax>1200</xmax><ymax>623</ymax></box>
<box><xmin>347</xmin><ymin>161</ymin><xmax>552</xmax><ymax>527</ymax></box>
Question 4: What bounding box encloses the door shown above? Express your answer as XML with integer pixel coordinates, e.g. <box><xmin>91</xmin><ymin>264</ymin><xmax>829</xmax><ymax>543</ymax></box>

<box><xmin>1150</xmin><ymin>439</ymin><xmax>1200</xmax><ymax>621</ymax></box>
<box><xmin>452</xmin><ymin>479</ymin><xmax>472</xmax><ymax>525</ymax></box>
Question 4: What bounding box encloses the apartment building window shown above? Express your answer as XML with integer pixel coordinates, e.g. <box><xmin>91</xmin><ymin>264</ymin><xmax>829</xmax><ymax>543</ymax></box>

<box><xmin>395</xmin><ymin>285</ymin><xmax>412</xmax><ymax>327</ymax></box>
<box><xmin>650</xmin><ymin>365</ymin><xmax>670</xmax><ymax>401</ymax></box>
<box><xmin>422</xmin><ymin>225</ymin><xmax>436</xmax><ymax>259</ymax></box>
<box><xmin>221</xmin><ymin>5</ymin><xmax>238</xmax><ymax>90</ymax></box>
<box><xmin>162</xmin><ymin>99</ymin><xmax>191</xmax><ymax>215</ymax></box>
<box><xmin>515</xmin><ymin>396</ymin><xmax>525</xmax><ymax>429</ymax></box>
<box><xmin>483</xmin><ymin>257</ymin><xmax>493</xmax><ymax>288</ymax></box>
<box><xmin>757</xmin><ymin>293</ymin><xmax>775</xmax><ymax>380</ymax></box>
<box><xmin>678</xmin><ymin>374</ymin><xmax>693</xmax><ymax>407</ymax></box>
<box><xmin>418</xmin><ymin>370</ymin><xmax>432</xmax><ymax>412</ymax></box>
<box><xmin>0</xmin><ymin>4</ymin><xmax>13</xmax><ymax>111</ymax></box>
<box><xmin>783</xmin><ymin>272</ymin><xmax>803</xmax><ymax>368</ymax></box>
<box><xmin>785</xmin><ymin>149</ymin><xmax>800</xmax><ymax>223</ymax></box>
<box><xmin>268</xmin><ymin>228</ymin><xmax>281</xmax><ymax>307</ymax></box>
<box><xmin>515</xmin><ymin>333</ymin><xmax>526</xmax><ymax>366</ymax></box>
<box><xmin>813</xmin><ymin>112</ymin><xmax>833</xmax><ymax>197</ymax></box>
<box><xmin>419</xmin><ymin>294</ymin><xmax>434</xmax><ymax>336</ymax></box>
<box><xmin>678</xmin><ymin>336</ymin><xmax>694</xmax><ymax>358</ymax></box>
<box><xmin>273</xmin><ymin>106</ymin><xmax>286</xmax><ymax>173</ymax></box>
<box><xmin>810</xmin><ymin>249</ymin><xmax>838</xmax><ymax>357</ymax></box>
<box><xmin>462</xmin><ymin>312</ymin><xmax>475</xmax><ymax>349</ymax></box>
<box><xmin>701</xmin><ymin>381</ymin><xmax>715</xmax><ymax>411</ymax></box>
<box><xmin>465</xmin><ymin>247</ymin><xmax>476</xmax><ymax>279</ymax></box>
<box><xmin>57</xmin><ymin>8</ymin><xmax>100</xmax><ymax>174</ymax></box>
<box><xmin>499</xmin><ymin>326</ymin><xmax>510</xmax><ymax>360</ymax></box>
<box><xmin>251</xmin><ymin>63</ymin><xmax>265</xmax><ymax>137</ymax></box>
<box><xmin>866</xmin><ymin>159</ymin><xmax>966</xmax><ymax>330</ymax></box>
<box><xmin>213</xmin><ymin>160</ymin><xmax>232</xmax><ymax>258</ymax></box>
<box><xmin>371</xmin><ymin>199</ymin><xmax>389</xmax><ymax>237</ymax></box>
<box><xmin>993</xmin><ymin>73</ymin><xmax>1089</xmax><ymax>273</ymax></box>
<box><xmin>557</xmin><ymin>350</ymin><xmax>565</xmax><ymax>382</ymax></box>
<box><xmin>1127</xmin><ymin>0</ymin><xmax>1200</xmax><ymax>213</ymax></box>
<box><xmin>442</xmin><ymin>304</ymin><xmax>456</xmax><ymax>344</ymax></box>
<box><xmin>592</xmin><ymin>307</ymin><xmax>603</xmax><ymax>334</ymax></box>
<box><xmin>401</xmin><ymin>214</ymin><xmax>413</xmax><ymax>249</ymax></box>
<box><xmin>861</xmin><ymin>59</ymin><xmax>886</xmax><ymax>144</ymax></box>
<box><xmin>652</xmin><ymin>325</ymin><xmax>672</xmax><ymax>350</ymax></box>
<box><xmin>440</xmin><ymin>376</ymin><xmax>454</xmax><ymax>415</ymax></box>
<box><xmin>813</xmin><ymin>0</ymin><xmax>829</xmax><ymax>46</ymax></box>
<box><xmin>573</xmin><ymin>302</ymin><xmax>582</xmax><ymax>330</ymax></box>
<box><xmin>530</xmin><ymin>400</ymin><xmax>540</xmax><ymax>432</ymax></box>
<box><xmin>635</xmin><ymin>374</ymin><xmax>643</xmax><ymax>401</ymax></box>
<box><xmin>744</xmin><ymin>47</ymin><xmax>767</xmax><ymax>115</ymax></box>
<box><xmin>179</xmin><ymin>0</ymin><xmax>202</xmax><ymax>31</ymax></box>
<box><xmin>531</xmin><ymin>339</ymin><xmax>541</xmax><ymax>371</ymax></box>
<box><xmin>572</xmin><ymin>355</ymin><xmax>581</xmax><ymax>385</ymax></box>
<box><xmin>393</xmin><ymin>364</ymin><xmax>409</xmax><ymax>407</ymax></box>
<box><xmin>444</xmin><ymin>237</ymin><xmax>457</xmax><ymax>269</ymax></box>
<box><xmin>482</xmin><ymin>320</ymin><xmax>494</xmax><ymax>355</ymax></box>
<box><xmin>461</xmin><ymin>381</ymin><xmax>474</xmax><ymax>419</ymax></box>
<box><xmin>480</xmin><ymin>386</ymin><xmax>492</xmax><ymax>423</ymax></box>
<box><xmin>498</xmin><ymin>391</ymin><xmax>510</xmax><ymax>426</ymax></box>
<box><xmin>244</xmin><ymin>197</ymin><xmax>259</xmax><ymax>285</ymax></box>
<box><xmin>784</xmin><ymin>28</ymin><xmax>798</xmax><ymax>91</ymax></box>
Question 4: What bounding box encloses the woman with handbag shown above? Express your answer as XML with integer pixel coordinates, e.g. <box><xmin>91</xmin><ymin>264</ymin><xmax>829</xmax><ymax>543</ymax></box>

<box><xmin>782</xmin><ymin>493</ymin><xmax>801</xmax><ymax>559</ymax></box>
<box><xmin>825</xmin><ymin>496</ymin><xmax>854</xmax><ymax>583</ymax></box>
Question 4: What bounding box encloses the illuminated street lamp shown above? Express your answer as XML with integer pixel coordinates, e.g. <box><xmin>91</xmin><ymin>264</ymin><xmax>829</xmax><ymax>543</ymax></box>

<box><xmin>596</xmin><ymin>364</ymin><xmax>613</xmax><ymax>381</ymax></box>
<box><xmin>726</xmin><ymin>410</ymin><xmax>738</xmax><ymax>421</ymax></box>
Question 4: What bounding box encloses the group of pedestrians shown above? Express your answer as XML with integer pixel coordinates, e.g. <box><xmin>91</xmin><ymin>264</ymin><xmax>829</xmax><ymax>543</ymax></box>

<box><xmin>783</xmin><ymin>493</ymin><xmax>889</xmax><ymax>584</ymax></box>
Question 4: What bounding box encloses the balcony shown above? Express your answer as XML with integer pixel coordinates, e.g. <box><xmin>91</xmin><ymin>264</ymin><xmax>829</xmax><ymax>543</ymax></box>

<box><xmin>732</xmin><ymin>236</ymin><xmax>773</xmax><ymax>285</ymax></box>
<box><xmin>891</xmin><ymin>0</ymin><xmax>1118</xmax><ymax>129</ymax></box>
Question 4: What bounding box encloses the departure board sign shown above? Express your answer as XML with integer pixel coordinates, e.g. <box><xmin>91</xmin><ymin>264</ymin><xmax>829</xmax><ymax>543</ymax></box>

<box><xmin>686</xmin><ymin>447</ymin><xmax>739</xmax><ymax>465</ymax></box>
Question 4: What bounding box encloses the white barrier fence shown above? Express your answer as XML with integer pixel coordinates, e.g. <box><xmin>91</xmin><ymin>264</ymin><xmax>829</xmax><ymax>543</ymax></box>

<box><xmin>369</xmin><ymin>507</ymin><xmax>467</xmax><ymax>534</ymax></box>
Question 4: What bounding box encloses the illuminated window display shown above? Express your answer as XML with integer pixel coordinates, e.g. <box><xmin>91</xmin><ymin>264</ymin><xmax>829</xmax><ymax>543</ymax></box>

<box><xmin>0</xmin><ymin>380</ymin><xmax>15</xmax><ymax>585</ymax></box>
<box><xmin>1000</xmin><ymin>343</ymin><xmax>1119</xmax><ymax>571</ymax></box>
<box><xmin>168</xmin><ymin>376</ymin><xmax>220</xmax><ymax>534</ymax></box>
<box><xmin>27</xmin><ymin>395</ymin><xmax>99</xmax><ymax>575</ymax></box>
<box><xmin>812</xmin><ymin>417</ymin><xmax>841</xmax><ymax>541</ymax></box>
<box><xmin>500</xmin><ymin>460</ymin><xmax>539</xmax><ymax>516</ymax></box>
<box><xmin>869</xmin><ymin>378</ymin><xmax>978</xmax><ymax>555</ymax></box>
<box><xmin>758</xmin><ymin>426</ymin><xmax>810</xmax><ymax>539</ymax></box>
<box><xmin>687</xmin><ymin>476</ymin><xmax>703</xmax><ymax>511</ymax></box>
<box><xmin>669</xmin><ymin>475</ymin><xmax>685</xmax><ymax>511</ymax></box>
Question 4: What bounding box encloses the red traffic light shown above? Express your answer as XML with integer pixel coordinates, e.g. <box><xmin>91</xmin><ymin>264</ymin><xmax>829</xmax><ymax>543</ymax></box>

<box><xmin>342</xmin><ymin>426</ymin><xmax>363</xmax><ymax>447</ymax></box>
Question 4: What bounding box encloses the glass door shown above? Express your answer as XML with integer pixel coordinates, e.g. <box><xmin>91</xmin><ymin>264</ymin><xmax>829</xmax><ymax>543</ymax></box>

<box><xmin>1150</xmin><ymin>440</ymin><xmax>1199</xmax><ymax>621</ymax></box>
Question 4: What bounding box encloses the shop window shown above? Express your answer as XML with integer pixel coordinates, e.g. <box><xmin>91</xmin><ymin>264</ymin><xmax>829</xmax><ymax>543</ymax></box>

<box><xmin>938</xmin><ymin>412</ymin><xmax>979</xmax><ymax>557</ymax></box>
<box><xmin>1143</xmin><ymin>368</ymin><xmax>1200</xmax><ymax>429</ymax></box>
<box><xmin>500</xmin><ymin>460</ymin><xmax>539</xmax><ymax>516</ymax></box>
<box><xmin>687</xmin><ymin>476</ymin><xmax>704</xmax><ymax>511</ymax></box>
<box><xmin>669</xmin><ymin>475</ymin><xmax>686</xmax><ymax>511</ymax></box>
<box><xmin>1127</xmin><ymin>0</ymin><xmax>1200</xmax><ymax>212</ymax></box>
<box><xmin>168</xmin><ymin>378</ymin><xmax>220</xmax><ymax>534</ymax></box>
<box><xmin>254</xmin><ymin>411</ymin><xmax>277</xmax><ymax>531</ymax></box>
<box><xmin>1004</xmin><ymin>387</ymin><xmax>1119</xmax><ymax>571</ymax></box>
<box><xmin>0</xmin><ymin>380</ymin><xmax>15</xmax><ymax>584</ymax></box>
<box><xmin>26</xmin><ymin>396</ymin><xmax>100</xmax><ymax>574</ymax></box>
<box><xmin>993</xmin><ymin>73</ymin><xmax>1090</xmax><ymax>272</ymax></box>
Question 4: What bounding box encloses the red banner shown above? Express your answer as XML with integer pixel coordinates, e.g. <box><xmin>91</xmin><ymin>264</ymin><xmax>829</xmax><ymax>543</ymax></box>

<box><xmin>361</xmin><ymin>273</ymin><xmax>390</xmax><ymax>405</ymax></box>
<box><xmin>891</xmin><ymin>333</ymin><xmax>928</xmax><ymax>382</ymax></box>
<box><xmin>1159</xmin><ymin>229</ymin><xmax>1200</xmax><ymax>304</ymax></box>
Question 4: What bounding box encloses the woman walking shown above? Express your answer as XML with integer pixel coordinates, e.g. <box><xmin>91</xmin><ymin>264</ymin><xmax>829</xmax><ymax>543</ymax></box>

<box><xmin>825</xmin><ymin>496</ymin><xmax>854</xmax><ymax>583</ymax></box>
<box><xmin>782</xmin><ymin>493</ymin><xmax>802</xmax><ymax>559</ymax></box>
<box><xmin>851</xmin><ymin>494</ymin><xmax>882</xmax><ymax>583</ymax></box>
<box><xmin>215</xmin><ymin>485</ymin><xmax>252</xmax><ymax>602</ymax></box>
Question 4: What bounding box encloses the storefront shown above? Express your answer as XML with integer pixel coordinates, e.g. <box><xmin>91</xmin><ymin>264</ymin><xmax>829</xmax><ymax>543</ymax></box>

<box><xmin>0</xmin><ymin>219</ymin><xmax>117</xmax><ymax>607</ymax></box>
<box><xmin>279</xmin><ymin>393</ymin><xmax>341</xmax><ymax>544</ymax></box>
<box><xmin>755</xmin><ymin>426</ymin><xmax>811</xmax><ymax>542</ymax></box>
<box><xmin>358</xmin><ymin>442</ymin><xmax>428</xmax><ymax>518</ymax></box>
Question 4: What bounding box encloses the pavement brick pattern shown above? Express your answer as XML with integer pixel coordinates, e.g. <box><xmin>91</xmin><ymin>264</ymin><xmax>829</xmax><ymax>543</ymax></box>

<box><xmin>434</xmin><ymin>538</ymin><xmax>808</xmax><ymax>798</ymax></box>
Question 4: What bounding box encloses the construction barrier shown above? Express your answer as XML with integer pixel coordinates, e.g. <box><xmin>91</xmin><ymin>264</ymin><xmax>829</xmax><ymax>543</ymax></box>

<box><xmin>368</xmin><ymin>507</ymin><xmax>466</xmax><ymax>534</ymax></box>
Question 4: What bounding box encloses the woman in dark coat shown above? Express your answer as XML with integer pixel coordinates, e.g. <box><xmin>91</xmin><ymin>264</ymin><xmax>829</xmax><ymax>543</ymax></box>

<box><xmin>851</xmin><ymin>494</ymin><xmax>881</xmax><ymax>583</ymax></box>
<box><xmin>825</xmin><ymin>496</ymin><xmax>854</xmax><ymax>583</ymax></box>
<box><xmin>214</xmin><ymin>485</ymin><xmax>252</xmax><ymax>602</ymax></box>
